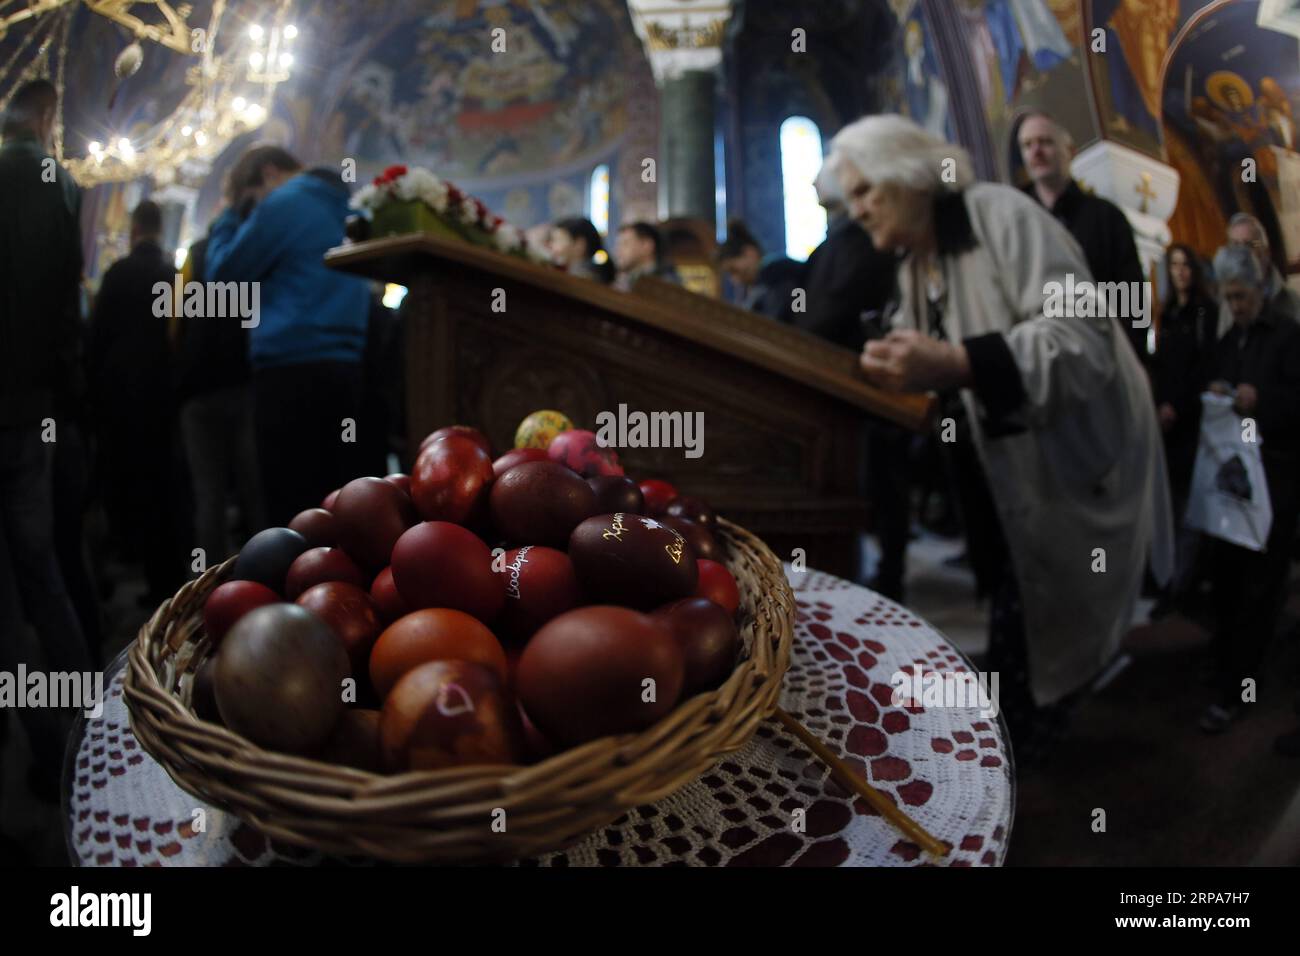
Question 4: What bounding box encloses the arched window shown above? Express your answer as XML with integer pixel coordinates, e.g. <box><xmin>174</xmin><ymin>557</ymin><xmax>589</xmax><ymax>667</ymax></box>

<box><xmin>780</xmin><ymin>116</ymin><xmax>827</xmax><ymax>261</ymax></box>
<box><xmin>588</xmin><ymin>163</ymin><xmax>610</xmax><ymax>235</ymax></box>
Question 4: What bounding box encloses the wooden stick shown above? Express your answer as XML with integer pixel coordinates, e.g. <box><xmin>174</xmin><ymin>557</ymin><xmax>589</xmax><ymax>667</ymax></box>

<box><xmin>773</xmin><ymin>706</ymin><xmax>948</xmax><ymax>859</ymax></box>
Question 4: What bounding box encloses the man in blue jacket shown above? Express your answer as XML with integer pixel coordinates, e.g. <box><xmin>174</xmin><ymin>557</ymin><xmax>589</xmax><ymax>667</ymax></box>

<box><xmin>205</xmin><ymin>145</ymin><xmax>370</xmax><ymax>527</ymax></box>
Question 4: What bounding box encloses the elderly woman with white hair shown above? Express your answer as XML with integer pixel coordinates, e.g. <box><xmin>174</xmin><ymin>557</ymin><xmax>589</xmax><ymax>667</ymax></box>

<box><xmin>827</xmin><ymin>114</ymin><xmax>1173</xmax><ymax>763</ymax></box>
<box><xmin>1200</xmin><ymin>244</ymin><xmax>1300</xmax><ymax>736</ymax></box>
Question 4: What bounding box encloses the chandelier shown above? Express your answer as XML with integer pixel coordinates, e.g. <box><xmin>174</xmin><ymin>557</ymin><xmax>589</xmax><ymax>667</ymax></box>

<box><xmin>0</xmin><ymin>0</ymin><xmax>298</xmax><ymax>187</ymax></box>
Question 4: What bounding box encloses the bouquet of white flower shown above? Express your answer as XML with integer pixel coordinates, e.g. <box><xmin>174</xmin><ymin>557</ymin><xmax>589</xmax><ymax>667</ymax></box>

<box><xmin>352</xmin><ymin>164</ymin><xmax>547</xmax><ymax>263</ymax></box>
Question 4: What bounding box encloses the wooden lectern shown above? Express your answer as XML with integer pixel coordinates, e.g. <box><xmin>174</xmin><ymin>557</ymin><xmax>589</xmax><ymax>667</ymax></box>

<box><xmin>326</xmin><ymin>234</ymin><xmax>932</xmax><ymax>579</ymax></box>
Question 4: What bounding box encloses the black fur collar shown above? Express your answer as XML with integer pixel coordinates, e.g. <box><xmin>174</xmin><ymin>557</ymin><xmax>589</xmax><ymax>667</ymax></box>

<box><xmin>933</xmin><ymin>189</ymin><xmax>977</xmax><ymax>257</ymax></box>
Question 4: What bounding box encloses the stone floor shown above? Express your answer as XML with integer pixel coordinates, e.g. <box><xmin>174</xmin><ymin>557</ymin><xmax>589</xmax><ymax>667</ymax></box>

<box><xmin>892</xmin><ymin>529</ymin><xmax>1300</xmax><ymax>867</ymax></box>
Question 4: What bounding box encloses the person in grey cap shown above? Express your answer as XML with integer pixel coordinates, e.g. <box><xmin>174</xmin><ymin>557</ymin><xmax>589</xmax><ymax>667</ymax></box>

<box><xmin>1199</xmin><ymin>243</ymin><xmax>1300</xmax><ymax>734</ymax></box>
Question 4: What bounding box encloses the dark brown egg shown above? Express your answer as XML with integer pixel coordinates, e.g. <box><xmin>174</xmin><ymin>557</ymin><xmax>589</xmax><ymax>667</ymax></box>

<box><xmin>191</xmin><ymin>656</ymin><xmax>221</xmax><ymax>723</ymax></box>
<box><xmin>660</xmin><ymin>515</ymin><xmax>722</xmax><ymax>562</ymax></box>
<box><xmin>213</xmin><ymin>603</ymin><xmax>351</xmax><ymax>755</ymax></box>
<box><xmin>568</xmin><ymin>513</ymin><xmax>698</xmax><ymax>610</ymax></box>
<box><xmin>489</xmin><ymin>461</ymin><xmax>597</xmax><ymax>548</ymax></box>
<box><xmin>319</xmin><ymin>708</ymin><xmax>384</xmax><ymax>773</ymax></box>
<box><xmin>652</xmin><ymin>597</ymin><xmax>741</xmax><ymax>696</ymax></box>
<box><xmin>664</xmin><ymin>495</ymin><xmax>717</xmax><ymax>530</ymax></box>
<box><xmin>380</xmin><ymin>660</ymin><xmax>523</xmax><ymax>771</ymax></box>
<box><xmin>587</xmin><ymin>475</ymin><xmax>645</xmax><ymax>514</ymax></box>
<box><xmin>492</xmin><ymin>447</ymin><xmax>549</xmax><ymax>478</ymax></box>
<box><xmin>334</xmin><ymin>477</ymin><xmax>418</xmax><ymax>572</ymax></box>
<box><xmin>284</xmin><ymin>547</ymin><xmax>368</xmax><ymax>600</ymax></box>
<box><xmin>516</xmin><ymin>606</ymin><xmax>685</xmax><ymax>747</ymax></box>
<box><xmin>369</xmin><ymin>566</ymin><xmax>408</xmax><ymax>623</ymax></box>
<box><xmin>288</xmin><ymin>508</ymin><xmax>339</xmax><ymax>548</ymax></box>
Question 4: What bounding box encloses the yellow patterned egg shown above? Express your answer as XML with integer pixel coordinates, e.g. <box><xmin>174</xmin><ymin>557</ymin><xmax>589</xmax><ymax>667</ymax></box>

<box><xmin>514</xmin><ymin>410</ymin><xmax>575</xmax><ymax>450</ymax></box>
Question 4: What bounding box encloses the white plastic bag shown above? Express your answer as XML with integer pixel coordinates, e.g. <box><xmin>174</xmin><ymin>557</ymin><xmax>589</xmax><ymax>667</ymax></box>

<box><xmin>1183</xmin><ymin>392</ymin><xmax>1273</xmax><ymax>551</ymax></box>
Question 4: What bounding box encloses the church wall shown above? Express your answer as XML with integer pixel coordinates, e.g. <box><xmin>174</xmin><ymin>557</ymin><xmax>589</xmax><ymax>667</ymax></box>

<box><xmin>723</xmin><ymin>0</ymin><xmax>899</xmax><ymax>257</ymax></box>
<box><xmin>22</xmin><ymin>0</ymin><xmax>659</xmax><ymax>282</ymax></box>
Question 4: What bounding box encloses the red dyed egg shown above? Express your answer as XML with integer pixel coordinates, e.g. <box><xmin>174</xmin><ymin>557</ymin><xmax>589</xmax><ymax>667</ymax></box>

<box><xmin>695</xmin><ymin>559</ymin><xmax>740</xmax><ymax>616</ymax></box>
<box><xmin>380</xmin><ymin>660</ymin><xmax>523</xmax><ymax>771</ymax></box>
<box><xmin>322</xmin><ymin>488</ymin><xmax>341</xmax><ymax>512</ymax></box>
<box><xmin>369</xmin><ymin>607</ymin><xmax>508</xmax><ymax>699</ymax></box>
<box><xmin>410</xmin><ymin>434</ymin><xmax>494</xmax><ymax>525</ymax></box>
<box><xmin>638</xmin><ymin>479</ymin><xmax>678</xmax><ymax>516</ymax></box>
<box><xmin>390</xmin><ymin>521</ymin><xmax>505</xmax><ymax>623</ymax></box>
<box><xmin>488</xmin><ymin>461</ymin><xmax>597</xmax><ymax>549</ymax></box>
<box><xmin>296</xmin><ymin>581</ymin><xmax>384</xmax><ymax>675</ymax></box>
<box><xmin>203</xmin><ymin>580</ymin><xmax>281</xmax><ymax>643</ymax></box>
<box><xmin>334</xmin><ymin>477</ymin><xmax>417</xmax><ymax>571</ymax></box>
<box><xmin>494</xmin><ymin>546</ymin><xmax>583</xmax><ymax>641</ymax></box>
<box><xmin>653</xmin><ymin>597</ymin><xmax>741</xmax><ymax>695</ymax></box>
<box><xmin>369</xmin><ymin>566</ymin><xmax>408</xmax><ymax>623</ymax></box>
<box><xmin>420</xmin><ymin>425</ymin><xmax>491</xmax><ymax>458</ymax></box>
<box><xmin>517</xmin><ymin>606</ymin><xmax>684</xmax><ymax>747</ymax></box>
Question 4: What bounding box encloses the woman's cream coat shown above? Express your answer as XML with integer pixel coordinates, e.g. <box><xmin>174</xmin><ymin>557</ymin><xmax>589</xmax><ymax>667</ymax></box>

<box><xmin>888</xmin><ymin>182</ymin><xmax>1173</xmax><ymax>705</ymax></box>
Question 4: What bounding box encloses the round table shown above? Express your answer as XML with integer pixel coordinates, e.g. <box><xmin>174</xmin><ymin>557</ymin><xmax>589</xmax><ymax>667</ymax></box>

<box><xmin>65</xmin><ymin>567</ymin><xmax>1014</xmax><ymax>866</ymax></box>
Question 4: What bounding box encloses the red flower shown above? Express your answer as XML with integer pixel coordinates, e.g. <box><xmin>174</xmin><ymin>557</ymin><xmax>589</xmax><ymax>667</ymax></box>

<box><xmin>374</xmin><ymin>164</ymin><xmax>408</xmax><ymax>186</ymax></box>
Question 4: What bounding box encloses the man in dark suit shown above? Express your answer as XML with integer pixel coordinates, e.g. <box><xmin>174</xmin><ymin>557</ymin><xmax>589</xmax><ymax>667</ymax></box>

<box><xmin>89</xmin><ymin>200</ymin><xmax>184</xmax><ymax>602</ymax></box>
<box><xmin>0</xmin><ymin>79</ymin><xmax>93</xmax><ymax>802</ymax></box>
<box><xmin>1017</xmin><ymin>110</ymin><xmax>1149</xmax><ymax>363</ymax></box>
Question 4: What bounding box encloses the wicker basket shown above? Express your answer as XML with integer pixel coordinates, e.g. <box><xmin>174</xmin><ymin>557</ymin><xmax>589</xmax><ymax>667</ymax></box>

<box><xmin>124</xmin><ymin>518</ymin><xmax>794</xmax><ymax>864</ymax></box>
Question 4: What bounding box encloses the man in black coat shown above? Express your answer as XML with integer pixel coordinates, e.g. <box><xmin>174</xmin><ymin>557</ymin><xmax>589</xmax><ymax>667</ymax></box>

<box><xmin>716</xmin><ymin>220</ymin><xmax>806</xmax><ymax>320</ymax></box>
<box><xmin>1017</xmin><ymin>111</ymin><xmax>1150</xmax><ymax>363</ymax></box>
<box><xmin>791</xmin><ymin>166</ymin><xmax>907</xmax><ymax>599</ymax></box>
<box><xmin>0</xmin><ymin>79</ymin><xmax>93</xmax><ymax>800</ymax></box>
<box><xmin>89</xmin><ymin>200</ymin><xmax>184</xmax><ymax>602</ymax></box>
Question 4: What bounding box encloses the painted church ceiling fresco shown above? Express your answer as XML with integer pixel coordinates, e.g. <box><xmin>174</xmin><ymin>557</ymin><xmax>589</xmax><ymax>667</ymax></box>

<box><xmin>292</xmin><ymin>0</ymin><xmax>642</xmax><ymax>182</ymax></box>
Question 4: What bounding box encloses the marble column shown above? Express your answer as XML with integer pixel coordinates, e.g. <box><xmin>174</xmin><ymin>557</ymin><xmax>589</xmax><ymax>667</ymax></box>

<box><xmin>626</xmin><ymin>0</ymin><xmax>730</xmax><ymax>223</ymax></box>
<box><xmin>660</xmin><ymin>69</ymin><xmax>717</xmax><ymax>222</ymax></box>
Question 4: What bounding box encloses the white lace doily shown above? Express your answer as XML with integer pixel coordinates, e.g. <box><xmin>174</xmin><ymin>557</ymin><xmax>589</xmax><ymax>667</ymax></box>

<box><xmin>67</xmin><ymin>568</ymin><xmax>1013</xmax><ymax>866</ymax></box>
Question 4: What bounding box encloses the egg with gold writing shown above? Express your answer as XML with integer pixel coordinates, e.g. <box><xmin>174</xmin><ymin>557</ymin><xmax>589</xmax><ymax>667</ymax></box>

<box><xmin>493</xmin><ymin>545</ymin><xmax>583</xmax><ymax>641</ymax></box>
<box><xmin>568</xmin><ymin>513</ymin><xmax>698</xmax><ymax>610</ymax></box>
